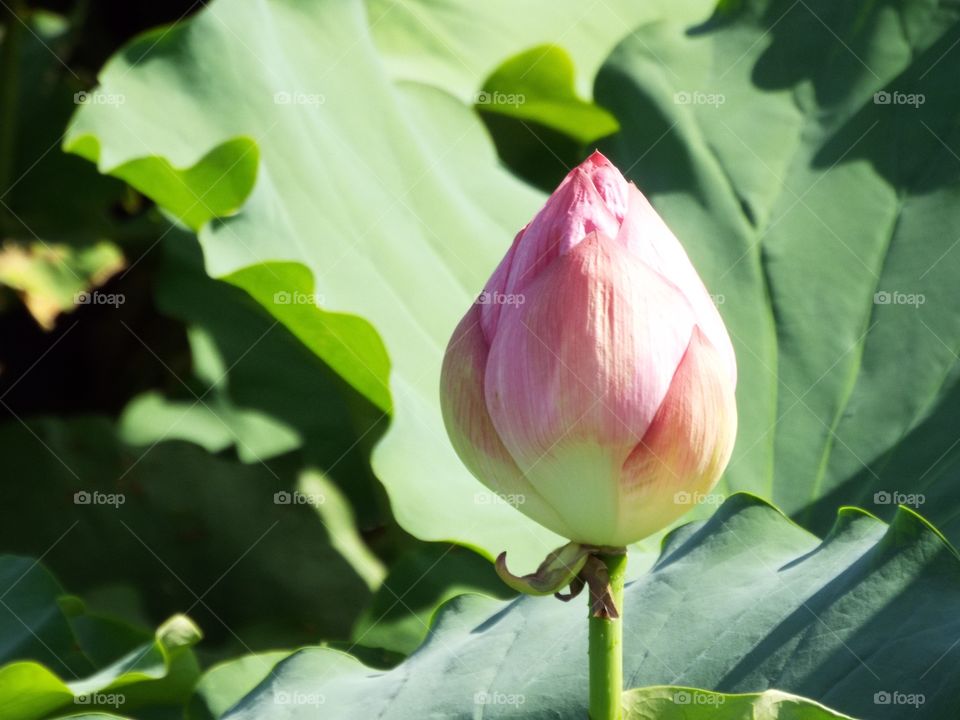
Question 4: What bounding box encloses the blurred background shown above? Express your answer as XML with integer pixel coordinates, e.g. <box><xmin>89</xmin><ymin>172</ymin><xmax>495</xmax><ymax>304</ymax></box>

<box><xmin>0</xmin><ymin>0</ymin><xmax>516</xmax><ymax>667</ymax></box>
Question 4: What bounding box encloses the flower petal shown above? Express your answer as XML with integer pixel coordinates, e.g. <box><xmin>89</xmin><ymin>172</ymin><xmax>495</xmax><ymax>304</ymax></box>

<box><xmin>440</xmin><ymin>304</ymin><xmax>577</xmax><ymax>538</ymax></box>
<box><xmin>615</xmin><ymin>327</ymin><xmax>739</xmax><ymax>543</ymax></box>
<box><xmin>617</xmin><ymin>184</ymin><xmax>737</xmax><ymax>383</ymax></box>
<box><xmin>502</xmin><ymin>154</ymin><xmax>627</xmax><ymax>289</ymax></box>
<box><xmin>477</xmin><ymin>227</ymin><xmax>522</xmax><ymax>344</ymax></box>
<box><xmin>480</xmin><ymin>152</ymin><xmax>631</xmax><ymax>341</ymax></box>
<box><xmin>482</xmin><ymin>232</ymin><xmax>697</xmax><ymax>543</ymax></box>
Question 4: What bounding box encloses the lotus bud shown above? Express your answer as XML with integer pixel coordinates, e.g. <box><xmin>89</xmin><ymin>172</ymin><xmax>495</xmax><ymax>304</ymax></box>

<box><xmin>440</xmin><ymin>151</ymin><xmax>737</xmax><ymax>547</ymax></box>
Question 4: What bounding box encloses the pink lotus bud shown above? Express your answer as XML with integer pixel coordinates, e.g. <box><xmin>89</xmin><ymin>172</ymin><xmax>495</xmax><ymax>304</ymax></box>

<box><xmin>440</xmin><ymin>151</ymin><xmax>737</xmax><ymax>547</ymax></box>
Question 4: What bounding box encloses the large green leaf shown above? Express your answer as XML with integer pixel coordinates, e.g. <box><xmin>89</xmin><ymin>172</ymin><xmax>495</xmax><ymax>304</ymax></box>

<box><xmin>595</xmin><ymin>0</ymin><xmax>960</xmax><ymax>538</ymax></box>
<box><xmin>474</xmin><ymin>44</ymin><xmax>622</xmax><ymax>192</ymax></box>
<box><xmin>350</xmin><ymin>542</ymin><xmax>513</xmax><ymax>655</ymax></box>
<box><xmin>219</xmin><ymin>495</ymin><xmax>959</xmax><ymax>719</ymax></box>
<box><xmin>119</xmin><ymin>233</ymin><xmax>388</xmax><ymax>529</ymax></box>
<box><xmin>187</xmin><ymin>652</ymin><xmax>292</xmax><ymax>720</ymax></box>
<box><xmin>363</xmin><ymin>0</ymin><xmax>713</xmax><ymax>100</ymax></box>
<box><xmin>477</xmin><ymin>44</ymin><xmax>619</xmax><ymax>145</ymax></box>
<box><xmin>63</xmin><ymin>0</ymin><xmax>715</xmax><ymax>566</ymax></box>
<box><xmin>622</xmin><ymin>688</ymin><xmax>855</xmax><ymax>719</ymax></box>
<box><xmin>0</xmin><ymin>556</ymin><xmax>200</xmax><ymax>720</ymax></box>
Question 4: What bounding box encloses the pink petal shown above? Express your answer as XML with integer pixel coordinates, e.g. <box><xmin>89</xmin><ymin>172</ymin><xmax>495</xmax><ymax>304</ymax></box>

<box><xmin>616</xmin><ymin>327</ymin><xmax>738</xmax><ymax>542</ymax></box>
<box><xmin>617</xmin><ymin>185</ymin><xmax>737</xmax><ymax>383</ymax></box>
<box><xmin>477</xmin><ymin>227</ymin><xmax>522</xmax><ymax>344</ymax></box>
<box><xmin>499</xmin><ymin>154</ymin><xmax>627</xmax><ymax>297</ymax></box>
<box><xmin>440</xmin><ymin>304</ymin><xmax>577</xmax><ymax>539</ymax></box>
<box><xmin>484</xmin><ymin>231</ymin><xmax>697</xmax><ymax>487</ymax></box>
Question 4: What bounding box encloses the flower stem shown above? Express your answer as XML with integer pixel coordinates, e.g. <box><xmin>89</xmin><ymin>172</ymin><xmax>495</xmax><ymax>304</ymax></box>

<box><xmin>588</xmin><ymin>552</ymin><xmax>626</xmax><ymax>719</ymax></box>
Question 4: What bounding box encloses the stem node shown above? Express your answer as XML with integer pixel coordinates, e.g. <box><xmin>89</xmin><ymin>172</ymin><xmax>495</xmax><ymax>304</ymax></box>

<box><xmin>588</xmin><ymin>552</ymin><xmax>626</xmax><ymax>720</ymax></box>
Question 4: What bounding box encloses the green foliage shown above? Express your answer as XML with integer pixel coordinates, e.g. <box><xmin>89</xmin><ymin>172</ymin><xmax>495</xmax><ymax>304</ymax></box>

<box><xmin>0</xmin><ymin>8</ymin><xmax>137</xmax><ymax>328</ymax></box>
<box><xmin>4</xmin><ymin>0</ymin><xmax>960</xmax><ymax>717</ymax></box>
<box><xmin>0</xmin><ymin>416</ymin><xmax>376</xmax><ymax>648</ymax></box>
<box><xmin>478</xmin><ymin>44</ymin><xmax>619</xmax><ymax>145</ymax></box>
<box><xmin>0</xmin><ymin>556</ymin><xmax>200</xmax><ymax>720</ymax></box>
<box><xmin>350</xmin><ymin>542</ymin><xmax>514</xmax><ymax>655</ymax></box>
<box><xmin>63</xmin><ymin>0</ymin><xmax>718</xmax><ymax>569</ymax></box>
<box><xmin>187</xmin><ymin>652</ymin><xmax>291</xmax><ymax>720</ymax></box>
<box><xmin>596</xmin><ymin>0</ymin><xmax>960</xmax><ymax>541</ymax></box>
<box><xmin>0</xmin><ymin>240</ymin><xmax>124</xmax><ymax>329</ymax></box>
<box><xmin>66</xmin><ymin>0</ymin><xmax>960</xmax><ymax>565</ymax></box>
<box><xmin>622</xmin><ymin>688</ymin><xmax>855</xmax><ymax>719</ymax></box>
<box><xmin>119</xmin><ymin>234</ymin><xmax>387</xmax><ymax>476</ymax></box>
<box><xmin>219</xmin><ymin>495</ymin><xmax>959</xmax><ymax>719</ymax></box>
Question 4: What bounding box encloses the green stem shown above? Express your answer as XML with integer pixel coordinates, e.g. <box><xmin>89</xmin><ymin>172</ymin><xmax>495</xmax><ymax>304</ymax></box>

<box><xmin>588</xmin><ymin>552</ymin><xmax>626</xmax><ymax>720</ymax></box>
